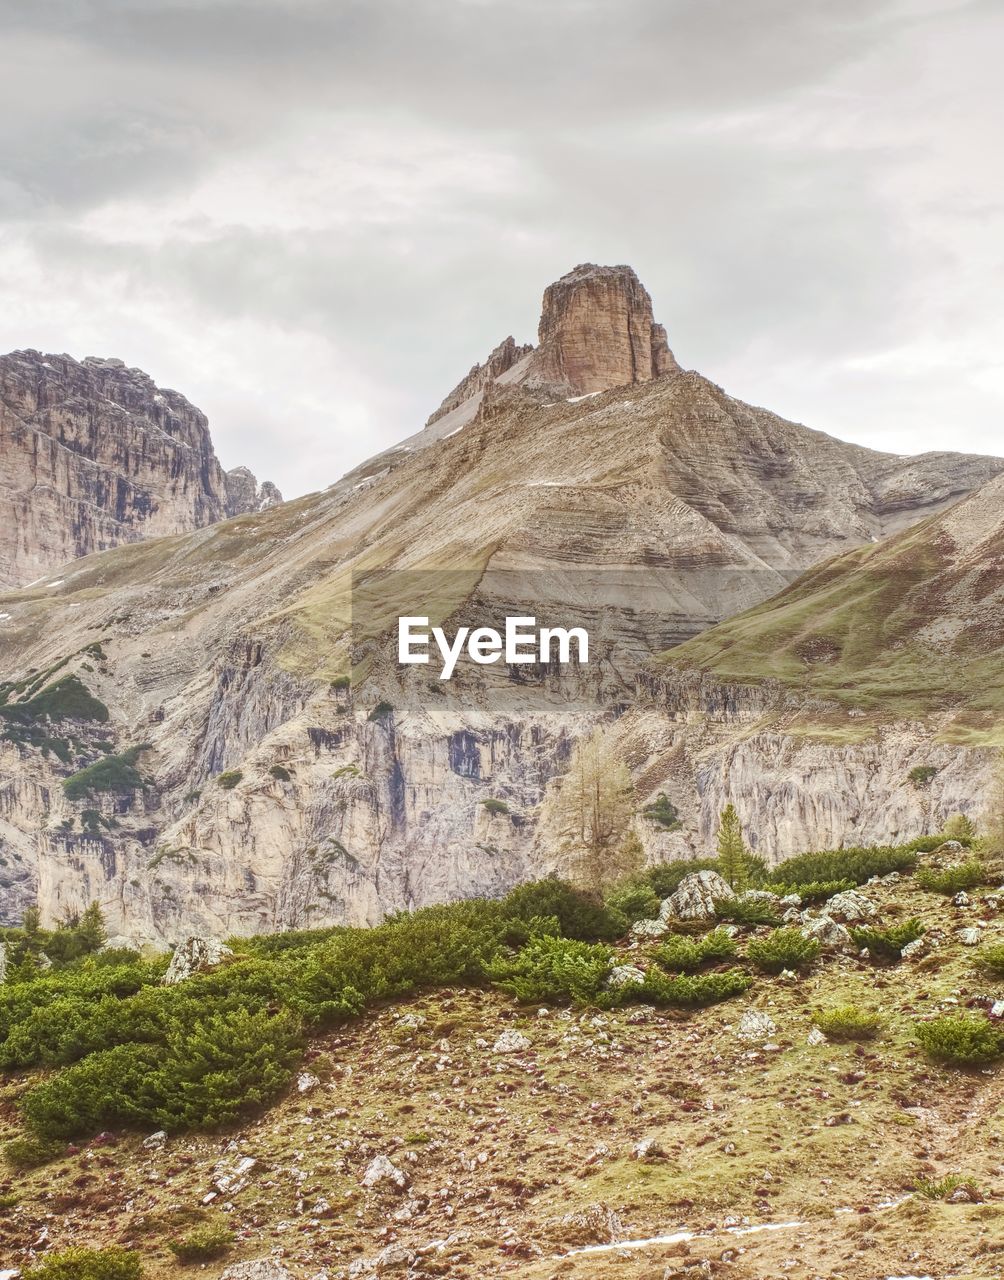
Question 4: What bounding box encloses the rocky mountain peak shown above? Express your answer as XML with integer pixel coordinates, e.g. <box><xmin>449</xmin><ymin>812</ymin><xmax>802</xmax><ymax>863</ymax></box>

<box><xmin>0</xmin><ymin>348</ymin><xmax>282</xmax><ymax>587</ymax></box>
<box><xmin>424</xmin><ymin>264</ymin><xmax>679</xmax><ymax>433</ymax></box>
<box><xmin>528</xmin><ymin>262</ymin><xmax>679</xmax><ymax>395</ymax></box>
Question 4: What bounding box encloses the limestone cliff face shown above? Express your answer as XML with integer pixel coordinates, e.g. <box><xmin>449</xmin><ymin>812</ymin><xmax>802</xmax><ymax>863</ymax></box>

<box><xmin>528</xmin><ymin>263</ymin><xmax>678</xmax><ymax>395</ymax></box>
<box><xmin>0</xmin><ymin>350</ymin><xmax>281</xmax><ymax>588</ymax></box>
<box><xmin>1</xmin><ymin>266</ymin><xmax>1003</xmax><ymax>944</ymax></box>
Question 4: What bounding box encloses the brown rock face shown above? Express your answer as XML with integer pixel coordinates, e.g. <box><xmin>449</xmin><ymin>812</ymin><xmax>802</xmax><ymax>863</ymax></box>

<box><xmin>0</xmin><ymin>350</ymin><xmax>281</xmax><ymax>587</ymax></box>
<box><xmin>528</xmin><ymin>263</ymin><xmax>678</xmax><ymax>395</ymax></box>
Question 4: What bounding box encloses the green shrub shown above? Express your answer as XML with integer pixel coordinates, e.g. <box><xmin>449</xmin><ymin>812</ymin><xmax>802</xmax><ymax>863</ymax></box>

<box><xmin>811</xmin><ymin>1005</ymin><xmax>883</xmax><ymax>1041</ymax></box>
<box><xmin>0</xmin><ymin>674</ymin><xmax>109</xmax><ymax>725</ymax></box>
<box><xmin>640</xmin><ymin>793</ymin><xmax>680</xmax><ymax>829</ymax></box>
<box><xmin>502</xmin><ymin>877</ymin><xmax>626</xmax><ymax>942</ymax></box>
<box><xmin>330</xmin><ymin>674</ymin><xmax>351</xmax><ymax>690</ymax></box>
<box><xmin>908</xmin><ymin>765</ymin><xmax>938</xmax><ymax>787</ymax></box>
<box><xmin>912</xmin><ymin>1173</ymin><xmax>982</xmax><ymax>1201</ymax></box>
<box><xmin>269</xmin><ymin>764</ymin><xmax>291</xmax><ymax>782</ymax></box>
<box><xmin>941</xmin><ymin>814</ymin><xmax>977</xmax><ymax>842</ymax></box>
<box><xmin>63</xmin><ymin>744</ymin><xmax>150</xmax><ymax>801</ymax></box>
<box><xmin>637</xmin><ymin>967</ymin><xmax>750</xmax><ymax>1007</ymax></box>
<box><xmin>747</xmin><ymin>928</ymin><xmax>820</xmax><ymax>973</ymax></box>
<box><xmin>714</xmin><ymin>896</ymin><xmax>781</xmax><ymax>927</ymax></box>
<box><xmin>23</xmin><ymin>1247</ymin><xmax>143</xmax><ymax>1280</ymax></box>
<box><xmin>850</xmin><ymin>917</ymin><xmax>926</xmax><ymax>961</ymax></box>
<box><xmin>485</xmin><ymin>934</ymin><xmax>613</xmax><ymax>1004</ymax></box>
<box><xmin>916</xmin><ymin>861</ymin><xmax>988</xmax><ymax>895</ymax></box>
<box><xmin>216</xmin><ymin>770</ymin><xmax>243</xmax><ymax>790</ymax></box>
<box><xmin>481</xmin><ymin>798</ymin><xmax>510</xmax><ymax>815</ymax></box>
<box><xmin>767</xmin><ymin>879</ymin><xmax>854</xmax><ymax>904</ymax></box>
<box><xmin>915</xmin><ymin>1014</ymin><xmax>1004</xmax><ymax>1067</ymax></box>
<box><xmin>167</xmin><ymin>1219</ymin><xmax>232</xmax><ymax>1263</ymax></box>
<box><xmin>604</xmin><ymin>882</ymin><xmax>661</xmax><ymax>923</ymax></box>
<box><xmin>654</xmin><ymin>927</ymin><xmax>737</xmax><ymax>973</ymax></box>
<box><xmin>768</xmin><ymin>844</ymin><xmax>916</xmax><ymax>888</ymax></box>
<box><xmin>367</xmin><ymin>701</ymin><xmax>394</xmax><ymax>722</ymax></box>
<box><xmin>3</xmin><ymin>1135</ymin><xmax>63</xmax><ymax>1169</ymax></box>
<box><xmin>979</xmin><ymin>944</ymin><xmax>1004</xmax><ymax>977</ymax></box>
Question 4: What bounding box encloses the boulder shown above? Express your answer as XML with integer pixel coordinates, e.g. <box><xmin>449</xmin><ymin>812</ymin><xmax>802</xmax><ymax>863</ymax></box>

<box><xmin>739</xmin><ymin>889</ymin><xmax>782</xmax><ymax>907</ymax></box>
<box><xmin>822</xmin><ymin>890</ymin><xmax>877</xmax><ymax>924</ymax></box>
<box><xmin>361</xmin><ymin>1154</ymin><xmax>409</xmax><ymax>1192</ymax></box>
<box><xmin>660</xmin><ymin>871</ymin><xmax>735</xmax><ymax>923</ymax></box>
<box><xmin>493</xmin><ymin>1029</ymin><xmax>532</xmax><ymax>1054</ymax></box>
<box><xmin>801</xmin><ymin>915</ymin><xmax>853</xmax><ymax>952</ymax></box>
<box><xmin>630</xmin><ymin>916</ymin><xmax>669</xmax><ymax>938</ymax></box>
<box><xmin>607</xmin><ymin>964</ymin><xmax>645</xmax><ymax>988</ymax></box>
<box><xmin>632</xmin><ymin>1136</ymin><xmax>666</xmax><ymax>1160</ymax></box>
<box><xmin>217</xmin><ymin>1262</ymin><xmax>295</xmax><ymax>1280</ymax></box>
<box><xmin>735</xmin><ymin>1010</ymin><xmax>776</xmax><ymax>1041</ymax></box>
<box><xmin>164</xmin><ymin>936</ymin><xmax>233</xmax><ymax>985</ymax></box>
<box><xmin>807</xmin><ymin>1026</ymin><xmax>827</xmax><ymax>1046</ymax></box>
<box><xmin>900</xmin><ymin>938</ymin><xmax>926</xmax><ymax>960</ymax></box>
<box><xmin>957</xmin><ymin>927</ymin><xmax>982</xmax><ymax>946</ymax></box>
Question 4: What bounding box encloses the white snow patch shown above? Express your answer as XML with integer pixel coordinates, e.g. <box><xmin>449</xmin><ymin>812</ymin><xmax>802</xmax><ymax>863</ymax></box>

<box><xmin>0</xmin><ymin>612</ymin><xmax>10</xmax><ymax>621</ymax></box>
<box><xmin>566</xmin><ymin>392</ymin><xmax>602</xmax><ymax>403</ymax></box>
<box><xmin>566</xmin><ymin>1219</ymin><xmax>803</xmax><ymax>1258</ymax></box>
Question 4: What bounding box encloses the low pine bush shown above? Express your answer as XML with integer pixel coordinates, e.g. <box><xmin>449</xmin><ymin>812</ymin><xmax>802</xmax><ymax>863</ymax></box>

<box><xmin>714</xmin><ymin>897</ymin><xmax>781</xmax><ymax>927</ymax></box>
<box><xmin>604</xmin><ymin>882</ymin><xmax>661</xmax><ymax>923</ymax></box>
<box><xmin>747</xmin><ymin>928</ymin><xmax>820</xmax><ymax>974</ymax></box>
<box><xmin>811</xmin><ymin>1005</ymin><xmax>883</xmax><ymax>1041</ymax></box>
<box><xmin>767</xmin><ymin>879</ymin><xmax>854</xmax><ymax>904</ymax></box>
<box><xmin>654</xmin><ymin>927</ymin><xmax>737</xmax><ymax>973</ymax></box>
<box><xmin>167</xmin><ymin>1219</ymin><xmax>232</xmax><ymax>1263</ymax></box>
<box><xmin>484</xmin><ymin>935</ymin><xmax>613</xmax><ymax>1005</ymax></box>
<box><xmin>502</xmin><ymin>877</ymin><xmax>626</xmax><ymax>942</ymax></box>
<box><xmin>639</xmin><ymin>967</ymin><xmax>750</xmax><ymax>1007</ymax></box>
<box><xmin>768</xmin><ymin>844</ymin><xmax>916</xmax><ymax>888</ymax></box>
<box><xmin>22</xmin><ymin>1247</ymin><xmax>142</xmax><ymax>1280</ymax></box>
<box><xmin>915</xmin><ymin>1014</ymin><xmax>1004</xmax><ymax>1067</ymax></box>
<box><xmin>850</xmin><ymin>917</ymin><xmax>926</xmax><ymax>961</ymax></box>
<box><xmin>916</xmin><ymin>861</ymin><xmax>988</xmax><ymax>895</ymax></box>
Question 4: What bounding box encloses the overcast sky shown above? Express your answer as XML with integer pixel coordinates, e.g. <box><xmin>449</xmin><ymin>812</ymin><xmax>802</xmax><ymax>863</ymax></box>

<box><xmin>1</xmin><ymin>0</ymin><xmax>1002</xmax><ymax>498</ymax></box>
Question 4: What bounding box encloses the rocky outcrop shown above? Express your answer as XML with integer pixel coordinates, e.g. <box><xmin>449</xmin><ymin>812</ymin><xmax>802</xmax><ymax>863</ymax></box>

<box><xmin>527</xmin><ymin>263</ymin><xmax>679</xmax><ymax>395</ymax></box>
<box><xmin>163</xmin><ymin>936</ymin><xmax>234</xmax><ymax>984</ymax></box>
<box><xmin>0</xmin><ymin>350</ymin><xmax>281</xmax><ymax>587</ymax></box>
<box><xmin>426</xmin><ymin>335</ymin><xmax>533</xmax><ymax>426</ymax></box>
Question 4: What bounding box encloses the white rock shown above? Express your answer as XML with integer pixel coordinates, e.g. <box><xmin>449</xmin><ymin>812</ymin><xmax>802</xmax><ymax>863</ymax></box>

<box><xmin>807</xmin><ymin>1026</ymin><xmax>827</xmax><ymax>1045</ymax></box>
<box><xmin>823</xmin><ymin>890</ymin><xmax>877</xmax><ymax>924</ymax></box>
<box><xmin>900</xmin><ymin>938</ymin><xmax>926</xmax><ymax>959</ymax></box>
<box><xmin>989</xmin><ymin>1000</ymin><xmax>1004</xmax><ymax>1019</ymax></box>
<box><xmin>957</xmin><ymin>927</ymin><xmax>982</xmax><ymax>946</ymax></box>
<box><xmin>163</xmin><ymin>936</ymin><xmax>233</xmax><ymax>984</ymax></box>
<box><xmin>630</xmin><ymin>916</ymin><xmax>669</xmax><ymax>938</ymax></box>
<box><xmin>297</xmin><ymin>1072</ymin><xmax>320</xmax><ymax>1094</ymax></box>
<box><xmin>217</xmin><ymin>1261</ymin><xmax>296</xmax><ymax>1280</ymax></box>
<box><xmin>493</xmin><ymin>1029</ymin><xmax>532</xmax><ymax>1054</ymax></box>
<box><xmin>801</xmin><ymin>914</ymin><xmax>853</xmax><ymax>952</ymax></box>
<box><xmin>632</xmin><ymin>1136</ymin><xmax>666</xmax><ymax>1159</ymax></box>
<box><xmin>735</xmin><ymin>1010</ymin><xmax>776</xmax><ymax>1041</ymax></box>
<box><xmin>660</xmin><ymin>870</ymin><xmax>735</xmax><ymax>922</ymax></box>
<box><xmin>953</xmin><ymin>891</ymin><xmax>971</xmax><ymax>907</ymax></box>
<box><xmin>142</xmin><ymin>1130</ymin><xmax>167</xmax><ymax>1149</ymax></box>
<box><xmin>361</xmin><ymin>1154</ymin><xmax>409</xmax><ymax>1191</ymax></box>
<box><xmin>607</xmin><ymin>964</ymin><xmax>645</xmax><ymax>988</ymax></box>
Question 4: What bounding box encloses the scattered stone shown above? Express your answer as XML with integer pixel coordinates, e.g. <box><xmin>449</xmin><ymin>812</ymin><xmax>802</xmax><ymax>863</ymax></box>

<box><xmin>739</xmin><ymin>889</ymin><xmax>782</xmax><ymax>907</ymax></box>
<box><xmin>990</xmin><ymin>1000</ymin><xmax>1004</xmax><ymax>1020</ymax></box>
<box><xmin>782</xmin><ymin>907</ymin><xmax>804</xmax><ymax>924</ymax></box>
<box><xmin>632</xmin><ymin>1136</ymin><xmax>667</xmax><ymax>1160</ymax></box>
<box><xmin>218</xmin><ymin>1262</ymin><xmax>296</xmax><ymax>1280</ymax></box>
<box><xmin>823</xmin><ymin>890</ymin><xmax>877</xmax><ymax>924</ymax></box>
<box><xmin>735</xmin><ymin>1010</ymin><xmax>776</xmax><ymax>1042</ymax></box>
<box><xmin>630</xmin><ymin>915</ymin><xmax>669</xmax><ymax>938</ymax></box>
<box><xmin>493</xmin><ymin>1029</ymin><xmax>532</xmax><ymax>1054</ymax></box>
<box><xmin>953</xmin><ymin>891</ymin><xmax>971</xmax><ymax>907</ymax></box>
<box><xmin>801</xmin><ymin>914</ymin><xmax>853</xmax><ymax>952</ymax></box>
<box><xmin>807</xmin><ymin>1026</ymin><xmax>827</xmax><ymax>1046</ymax></box>
<box><xmin>164</xmin><ymin>936</ymin><xmax>233</xmax><ymax>985</ymax></box>
<box><xmin>297</xmin><ymin>1072</ymin><xmax>320</xmax><ymax>1094</ymax></box>
<box><xmin>660</xmin><ymin>871</ymin><xmax>735</xmax><ymax>922</ymax></box>
<box><xmin>780</xmin><ymin>894</ymin><xmax>802</xmax><ymax>908</ymax></box>
<box><xmin>142</xmin><ymin>1130</ymin><xmax>167</xmax><ymax>1149</ymax></box>
<box><xmin>394</xmin><ymin>1012</ymin><xmax>427</xmax><ymax>1031</ymax></box>
<box><xmin>547</xmin><ymin>1202</ymin><xmax>624</xmax><ymax>1246</ymax></box>
<box><xmin>947</xmin><ymin>1184</ymin><xmax>980</xmax><ymax>1204</ymax></box>
<box><xmin>900</xmin><ymin>938</ymin><xmax>926</xmax><ymax>960</ymax></box>
<box><xmin>607</xmin><ymin>964</ymin><xmax>645</xmax><ymax>988</ymax></box>
<box><xmin>933</xmin><ymin>840</ymin><xmax>964</xmax><ymax>854</ymax></box>
<box><xmin>957</xmin><ymin>927</ymin><xmax>982</xmax><ymax>946</ymax></box>
<box><xmin>361</xmin><ymin>1155</ymin><xmax>409</xmax><ymax>1192</ymax></box>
